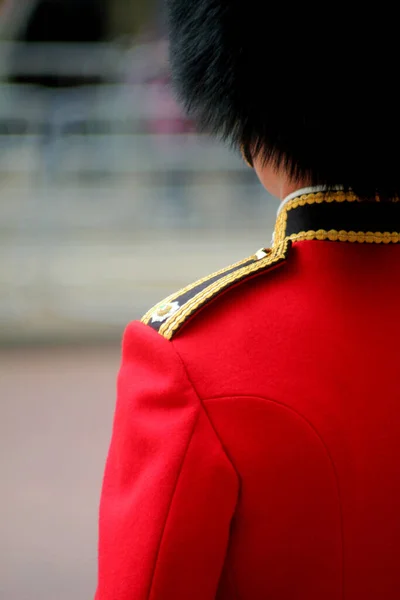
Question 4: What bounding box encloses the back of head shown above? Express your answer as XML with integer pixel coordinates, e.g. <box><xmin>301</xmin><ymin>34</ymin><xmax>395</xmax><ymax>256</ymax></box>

<box><xmin>166</xmin><ymin>2</ymin><xmax>399</xmax><ymax>199</ymax></box>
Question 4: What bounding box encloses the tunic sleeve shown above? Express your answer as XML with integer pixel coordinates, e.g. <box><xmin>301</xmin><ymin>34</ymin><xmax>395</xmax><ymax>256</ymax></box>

<box><xmin>95</xmin><ymin>322</ymin><xmax>239</xmax><ymax>600</ymax></box>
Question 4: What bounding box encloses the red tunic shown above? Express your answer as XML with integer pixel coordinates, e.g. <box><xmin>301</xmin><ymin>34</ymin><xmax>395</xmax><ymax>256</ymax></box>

<box><xmin>96</xmin><ymin>190</ymin><xmax>400</xmax><ymax>600</ymax></box>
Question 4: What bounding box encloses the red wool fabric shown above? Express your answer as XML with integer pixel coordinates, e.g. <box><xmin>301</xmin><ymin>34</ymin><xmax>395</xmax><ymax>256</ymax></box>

<box><xmin>96</xmin><ymin>239</ymin><xmax>400</xmax><ymax>600</ymax></box>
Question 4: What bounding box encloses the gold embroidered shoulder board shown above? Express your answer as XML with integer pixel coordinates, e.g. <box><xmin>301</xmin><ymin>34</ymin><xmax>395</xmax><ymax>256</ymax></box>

<box><xmin>141</xmin><ymin>239</ymin><xmax>291</xmax><ymax>340</ymax></box>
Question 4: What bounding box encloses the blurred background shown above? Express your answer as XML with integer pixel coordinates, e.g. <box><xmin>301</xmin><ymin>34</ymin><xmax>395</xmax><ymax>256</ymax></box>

<box><xmin>0</xmin><ymin>1</ymin><xmax>276</xmax><ymax>598</ymax></box>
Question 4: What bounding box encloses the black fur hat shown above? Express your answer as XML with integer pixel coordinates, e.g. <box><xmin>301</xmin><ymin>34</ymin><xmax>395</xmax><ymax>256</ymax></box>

<box><xmin>166</xmin><ymin>2</ymin><xmax>400</xmax><ymax>198</ymax></box>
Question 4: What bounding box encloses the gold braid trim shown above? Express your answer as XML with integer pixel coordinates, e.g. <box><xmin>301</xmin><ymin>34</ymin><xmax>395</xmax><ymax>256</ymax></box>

<box><xmin>159</xmin><ymin>239</ymin><xmax>290</xmax><ymax>340</ymax></box>
<box><xmin>274</xmin><ymin>190</ymin><xmax>400</xmax><ymax>245</ymax></box>
<box><xmin>141</xmin><ymin>254</ymin><xmax>254</xmax><ymax>325</ymax></box>
<box><xmin>143</xmin><ymin>191</ymin><xmax>400</xmax><ymax>339</ymax></box>
<box><xmin>288</xmin><ymin>230</ymin><xmax>400</xmax><ymax>244</ymax></box>
<box><xmin>274</xmin><ymin>190</ymin><xmax>361</xmax><ymax>245</ymax></box>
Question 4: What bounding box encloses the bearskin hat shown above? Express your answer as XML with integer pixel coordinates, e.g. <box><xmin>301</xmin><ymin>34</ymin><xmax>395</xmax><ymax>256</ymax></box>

<box><xmin>166</xmin><ymin>2</ymin><xmax>400</xmax><ymax>198</ymax></box>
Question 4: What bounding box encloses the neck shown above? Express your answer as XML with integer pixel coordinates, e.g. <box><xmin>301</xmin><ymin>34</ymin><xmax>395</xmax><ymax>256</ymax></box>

<box><xmin>278</xmin><ymin>179</ymin><xmax>311</xmax><ymax>201</ymax></box>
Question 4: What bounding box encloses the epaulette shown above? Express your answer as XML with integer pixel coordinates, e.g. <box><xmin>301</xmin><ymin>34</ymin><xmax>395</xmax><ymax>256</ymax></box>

<box><xmin>141</xmin><ymin>239</ymin><xmax>291</xmax><ymax>340</ymax></box>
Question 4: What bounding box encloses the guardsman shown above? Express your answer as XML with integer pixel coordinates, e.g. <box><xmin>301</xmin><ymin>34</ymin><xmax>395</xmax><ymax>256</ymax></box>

<box><xmin>95</xmin><ymin>3</ymin><xmax>400</xmax><ymax>599</ymax></box>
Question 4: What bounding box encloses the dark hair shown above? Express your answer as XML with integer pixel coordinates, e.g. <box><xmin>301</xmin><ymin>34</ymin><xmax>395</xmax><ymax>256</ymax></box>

<box><xmin>166</xmin><ymin>1</ymin><xmax>400</xmax><ymax>199</ymax></box>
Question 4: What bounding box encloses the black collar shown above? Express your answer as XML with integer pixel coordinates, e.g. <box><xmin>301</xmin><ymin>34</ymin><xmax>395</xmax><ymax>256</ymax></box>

<box><xmin>274</xmin><ymin>191</ymin><xmax>400</xmax><ymax>245</ymax></box>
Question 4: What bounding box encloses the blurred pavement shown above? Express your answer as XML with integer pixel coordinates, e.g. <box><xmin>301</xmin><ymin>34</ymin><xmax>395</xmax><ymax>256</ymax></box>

<box><xmin>1</xmin><ymin>344</ymin><xmax>121</xmax><ymax>600</ymax></box>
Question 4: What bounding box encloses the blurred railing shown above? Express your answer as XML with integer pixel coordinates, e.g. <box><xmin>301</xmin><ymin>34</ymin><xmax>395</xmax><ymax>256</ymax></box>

<box><xmin>0</xmin><ymin>42</ymin><xmax>125</xmax><ymax>79</ymax></box>
<box><xmin>0</xmin><ymin>42</ymin><xmax>276</xmax><ymax>344</ymax></box>
<box><xmin>0</xmin><ymin>42</ymin><xmax>256</xmax><ymax>175</ymax></box>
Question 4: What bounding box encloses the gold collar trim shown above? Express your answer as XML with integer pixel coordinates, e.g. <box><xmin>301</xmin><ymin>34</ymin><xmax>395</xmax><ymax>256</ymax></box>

<box><xmin>274</xmin><ymin>191</ymin><xmax>400</xmax><ymax>245</ymax></box>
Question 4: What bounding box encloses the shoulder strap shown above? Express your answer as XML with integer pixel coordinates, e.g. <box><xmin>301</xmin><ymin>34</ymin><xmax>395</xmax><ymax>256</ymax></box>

<box><xmin>142</xmin><ymin>239</ymin><xmax>291</xmax><ymax>340</ymax></box>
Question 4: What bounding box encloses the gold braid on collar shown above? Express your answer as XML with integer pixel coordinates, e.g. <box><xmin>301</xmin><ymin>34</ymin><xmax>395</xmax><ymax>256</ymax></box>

<box><xmin>142</xmin><ymin>191</ymin><xmax>400</xmax><ymax>339</ymax></box>
<box><xmin>274</xmin><ymin>190</ymin><xmax>400</xmax><ymax>245</ymax></box>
